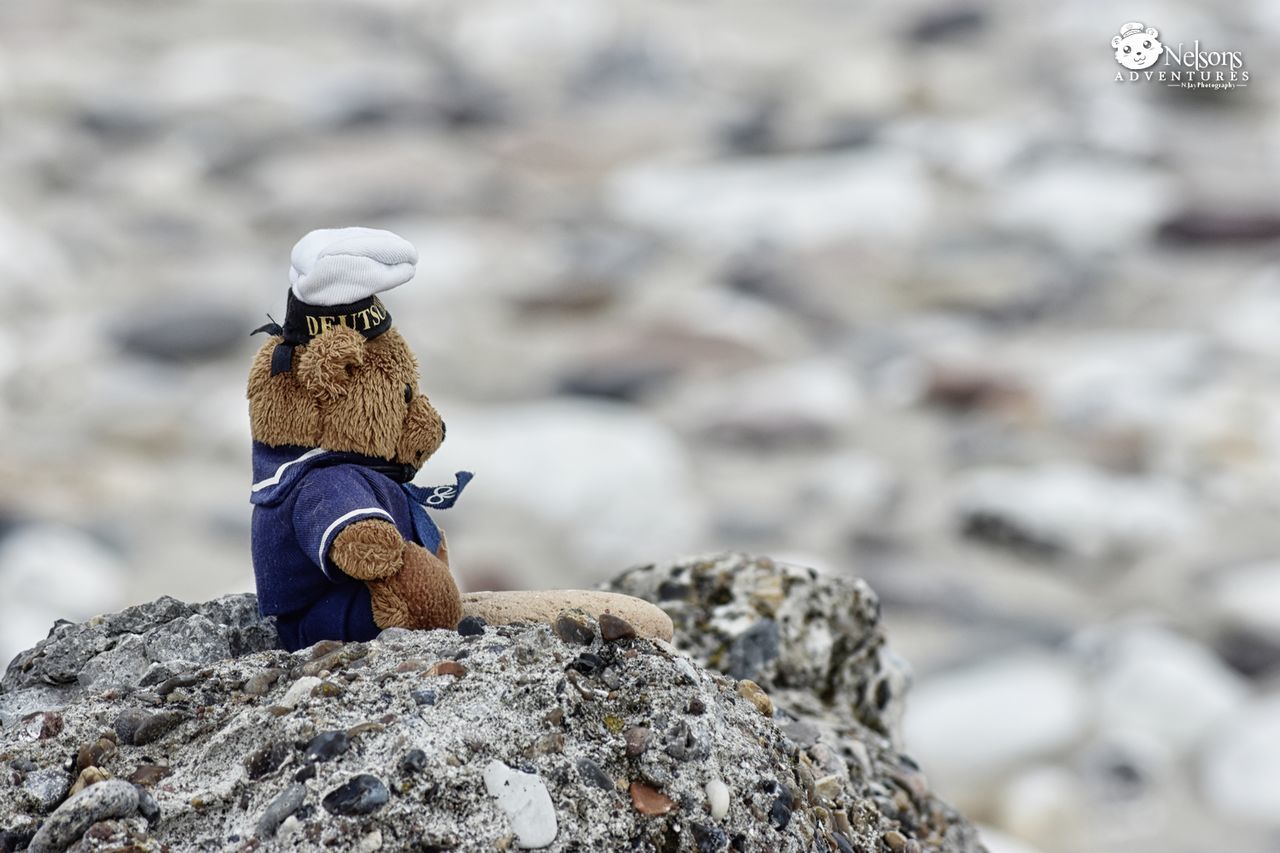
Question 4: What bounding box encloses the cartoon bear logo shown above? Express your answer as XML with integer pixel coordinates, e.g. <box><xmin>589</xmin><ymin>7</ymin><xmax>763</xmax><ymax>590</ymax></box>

<box><xmin>1112</xmin><ymin>22</ymin><xmax>1163</xmax><ymax>70</ymax></box>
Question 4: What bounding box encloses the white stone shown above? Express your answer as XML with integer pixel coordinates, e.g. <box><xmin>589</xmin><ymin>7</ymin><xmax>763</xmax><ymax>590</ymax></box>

<box><xmin>954</xmin><ymin>463</ymin><xmax>1199</xmax><ymax>562</ymax></box>
<box><xmin>356</xmin><ymin>830</ymin><xmax>383</xmax><ymax>852</ymax></box>
<box><xmin>1074</xmin><ymin>623</ymin><xmax>1248</xmax><ymax>753</ymax></box>
<box><xmin>424</xmin><ymin>400</ymin><xmax>703</xmax><ymax>583</ymax></box>
<box><xmin>995</xmin><ymin>765</ymin><xmax>1084</xmax><ymax>851</ymax></box>
<box><xmin>607</xmin><ymin>151</ymin><xmax>933</xmax><ymax>250</ymax></box>
<box><xmin>991</xmin><ymin>161</ymin><xmax>1174</xmax><ymax>252</ymax></box>
<box><xmin>978</xmin><ymin>825</ymin><xmax>1048</xmax><ymax>853</ymax></box>
<box><xmin>0</xmin><ymin>524</ymin><xmax>126</xmax><ymax>671</ymax></box>
<box><xmin>903</xmin><ymin>654</ymin><xmax>1087</xmax><ymax>788</ymax></box>
<box><xmin>665</xmin><ymin>358</ymin><xmax>862</xmax><ymax>443</ymax></box>
<box><xmin>706</xmin><ymin>778</ymin><xmax>730</xmax><ymax>820</ymax></box>
<box><xmin>1211</xmin><ymin>562</ymin><xmax>1280</xmax><ymax>642</ymax></box>
<box><xmin>1201</xmin><ymin>693</ymin><xmax>1280</xmax><ymax>825</ymax></box>
<box><xmin>483</xmin><ymin>760</ymin><xmax>558</xmax><ymax>849</ymax></box>
<box><xmin>279</xmin><ymin>677</ymin><xmax>322</xmax><ymax>709</ymax></box>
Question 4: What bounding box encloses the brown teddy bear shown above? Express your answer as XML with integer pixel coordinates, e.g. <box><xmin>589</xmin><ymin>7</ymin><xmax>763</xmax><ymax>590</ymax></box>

<box><xmin>247</xmin><ymin>227</ymin><xmax>468</xmax><ymax>651</ymax></box>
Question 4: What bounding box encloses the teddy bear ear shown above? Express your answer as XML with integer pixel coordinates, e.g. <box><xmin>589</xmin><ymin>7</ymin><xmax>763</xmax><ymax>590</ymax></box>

<box><xmin>1111</xmin><ymin>35</ymin><xmax>1123</xmax><ymax>48</ymax></box>
<box><xmin>1145</xmin><ymin>27</ymin><xmax>1158</xmax><ymax>38</ymax></box>
<box><xmin>296</xmin><ymin>325</ymin><xmax>366</xmax><ymax>402</ymax></box>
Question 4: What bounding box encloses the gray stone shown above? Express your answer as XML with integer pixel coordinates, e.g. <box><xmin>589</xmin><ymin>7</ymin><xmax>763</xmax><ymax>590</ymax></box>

<box><xmin>0</xmin><ymin>557</ymin><xmax>983</xmax><ymax>852</ymax></box>
<box><xmin>607</xmin><ymin>553</ymin><xmax>908</xmax><ymax>739</ymax></box>
<box><xmin>21</xmin><ymin>767</ymin><xmax>70</xmax><ymax>813</ymax></box>
<box><xmin>27</xmin><ymin>779</ymin><xmax>138</xmax><ymax>853</ymax></box>
<box><xmin>256</xmin><ymin>782</ymin><xmax>306</xmax><ymax>838</ymax></box>
<box><xmin>144</xmin><ymin>614</ymin><xmax>231</xmax><ymax>665</ymax></box>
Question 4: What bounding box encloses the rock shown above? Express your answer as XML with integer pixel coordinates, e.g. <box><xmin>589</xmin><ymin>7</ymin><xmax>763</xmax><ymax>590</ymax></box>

<box><xmin>706</xmin><ymin>778</ymin><xmax>730</xmax><ymax>820</ymax></box>
<box><xmin>135</xmin><ymin>783</ymin><xmax>161</xmax><ymax>826</ymax></box>
<box><xmin>279</xmin><ymin>676</ymin><xmax>322</xmax><ymax>709</ymax></box>
<box><xmin>629</xmin><ymin>781</ymin><xmax>676</xmax><ymax>816</ymax></box>
<box><xmin>606</xmin><ymin>151</ymin><xmax>932</xmax><ymax>250</ymax></box>
<box><xmin>624</xmin><ymin>726</ymin><xmax>650</xmax><ymax>758</ymax></box>
<box><xmin>111</xmin><ymin>300</ymin><xmax>249</xmax><ymax>363</ymax></box>
<box><xmin>575</xmin><ymin>757</ymin><xmax>613</xmax><ymax>791</ymax></box>
<box><xmin>552</xmin><ymin>612</ymin><xmax>596</xmax><ymax>646</ymax></box>
<box><xmin>426</xmin><ymin>401</ymin><xmax>702</xmax><ymax>578</ymax></box>
<box><xmin>484</xmin><ymin>761</ymin><xmax>558</xmax><ymax>849</ymax></box>
<box><xmin>322</xmin><ymin>774</ymin><xmax>390</xmax><ymax>816</ymax></box>
<box><xmin>1074</xmin><ymin>623</ymin><xmax>1248</xmax><ymax>752</ymax></box>
<box><xmin>0</xmin><ymin>557</ymin><xmax>984</xmax><ymax>851</ymax></box>
<box><xmin>27</xmin><ymin>779</ymin><xmax>138</xmax><ymax>853</ymax></box>
<box><xmin>0</xmin><ymin>524</ymin><xmax>126</xmax><ymax>678</ymax></box>
<box><xmin>256</xmin><ymin>782</ymin><xmax>305</xmax><ymax>838</ymax></box>
<box><xmin>399</xmin><ymin>749</ymin><xmax>428</xmax><ymax>774</ymax></box>
<box><xmin>991</xmin><ymin>161</ymin><xmax>1174</xmax><ymax>252</ymax></box>
<box><xmin>903</xmin><ymin>654</ymin><xmax>1087</xmax><ymax>792</ymax></box>
<box><xmin>955</xmin><ymin>464</ymin><xmax>1198</xmax><ymax>563</ymax></box>
<box><xmin>2</xmin><ymin>592</ymin><xmax>277</xmax><ymax>705</ymax></box>
<box><xmin>21</xmin><ymin>767</ymin><xmax>70</xmax><ymax>813</ymax></box>
<box><xmin>1201</xmin><ymin>692</ymin><xmax>1280</xmax><ymax>823</ymax></box>
<box><xmin>598</xmin><ymin>613</ymin><xmax>636</xmax><ymax>643</ymax></box>
<box><xmin>1157</xmin><ymin>209</ymin><xmax>1280</xmax><ymax>245</ymax></box>
<box><xmin>457</xmin><ymin>615</ymin><xmax>487</xmax><ymax>637</ymax></box>
<box><xmin>1210</xmin><ymin>562</ymin><xmax>1280</xmax><ymax>646</ymax></box>
<box><xmin>113</xmin><ymin>709</ymin><xmax>182</xmax><ymax>746</ymax></box>
<box><xmin>607</xmin><ymin>554</ymin><xmax>907</xmax><ymax>739</ymax></box>
<box><xmin>738</xmin><ymin>680</ymin><xmax>774</xmax><ymax>718</ymax></box>
<box><xmin>303</xmin><ymin>730</ymin><xmax>351</xmax><ymax>763</ymax></box>
<box><xmin>466</xmin><ymin>591</ymin><xmax>673</xmax><ymax>642</ymax></box>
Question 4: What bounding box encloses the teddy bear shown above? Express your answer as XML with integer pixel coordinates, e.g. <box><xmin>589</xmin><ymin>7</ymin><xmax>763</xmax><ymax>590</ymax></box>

<box><xmin>1112</xmin><ymin>22</ymin><xmax>1163</xmax><ymax>71</ymax></box>
<box><xmin>247</xmin><ymin>227</ymin><xmax>470</xmax><ymax>651</ymax></box>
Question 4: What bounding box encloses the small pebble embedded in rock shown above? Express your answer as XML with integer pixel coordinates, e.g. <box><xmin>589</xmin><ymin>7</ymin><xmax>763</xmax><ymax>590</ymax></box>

<box><xmin>598</xmin><ymin>613</ymin><xmax>636</xmax><ymax>642</ymax></box>
<box><xmin>553</xmin><ymin>612</ymin><xmax>596</xmax><ymax>646</ymax></box>
<box><xmin>624</xmin><ymin>726</ymin><xmax>651</xmax><ymax>757</ymax></box>
<box><xmin>322</xmin><ymin>774</ymin><xmax>389</xmax><ymax>816</ymax></box>
<box><xmin>303</xmin><ymin>730</ymin><xmax>350</xmax><ymax>764</ymax></box>
<box><xmin>256</xmin><ymin>782</ymin><xmax>306</xmax><ymax>838</ymax></box>
<box><xmin>483</xmin><ymin>760</ymin><xmax>558</xmax><ymax>849</ymax></box>
<box><xmin>27</xmin><ymin>779</ymin><xmax>138</xmax><ymax>853</ymax></box>
<box><xmin>706</xmin><ymin>778</ymin><xmax>730</xmax><ymax>820</ymax></box>
<box><xmin>737</xmin><ymin>679</ymin><xmax>774</xmax><ymax>717</ymax></box>
<box><xmin>399</xmin><ymin>749</ymin><xmax>428</xmax><ymax>774</ymax></box>
<box><xmin>629</xmin><ymin>781</ymin><xmax>677</xmax><ymax>815</ymax></box>
<box><xmin>575</xmin><ymin>757</ymin><xmax>613</xmax><ymax>791</ymax></box>
<box><xmin>457</xmin><ymin>615</ymin><xmax>487</xmax><ymax>636</ymax></box>
<box><xmin>412</xmin><ymin>689</ymin><xmax>437</xmax><ymax>706</ymax></box>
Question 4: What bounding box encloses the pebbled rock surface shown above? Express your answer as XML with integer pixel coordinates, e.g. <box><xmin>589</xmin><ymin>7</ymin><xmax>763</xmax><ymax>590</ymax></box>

<box><xmin>0</xmin><ymin>556</ymin><xmax>983</xmax><ymax>852</ymax></box>
<box><xmin>609</xmin><ymin>553</ymin><xmax>910</xmax><ymax>740</ymax></box>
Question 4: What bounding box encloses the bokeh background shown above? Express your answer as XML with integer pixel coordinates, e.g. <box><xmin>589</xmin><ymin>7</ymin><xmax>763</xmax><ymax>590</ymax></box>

<box><xmin>2</xmin><ymin>1</ymin><xmax>1279</xmax><ymax>850</ymax></box>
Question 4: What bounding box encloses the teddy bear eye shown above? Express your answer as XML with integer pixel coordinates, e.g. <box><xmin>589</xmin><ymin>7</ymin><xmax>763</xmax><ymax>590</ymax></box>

<box><xmin>404</xmin><ymin>384</ymin><xmax>413</xmax><ymax>404</ymax></box>
<box><xmin>1142</xmin><ymin>40</ymin><xmax>1151</xmax><ymax>48</ymax></box>
<box><xmin>1123</xmin><ymin>45</ymin><xmax>1131</xmax><ymax>53</ymax></box>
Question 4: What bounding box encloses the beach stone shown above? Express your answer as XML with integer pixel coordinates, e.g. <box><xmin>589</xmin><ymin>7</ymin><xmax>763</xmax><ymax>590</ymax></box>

<box><xmin>484</xmin><ymin>760</ymin><xmax>558</xmax><ymax>849</ymax></box>
<box><xmin>706</xmin><ymin>778</ymin><xmax>730</xmax><ymax>820</ymax></box>
<box><xmin>256</xmin><ymin>782</ymin><xmax>306</xmax><ymax>838</ymax></box>
<box><xmin>21</xmin><ymin>767</ymin><xmax>70</xmax><ymax>813</ymax></box>
<box><xmin>322</xmin><ymin>774</ymin><xmax>389</xmax><ymax>816</ymax></box>
<box><xmin>27</xmin><ymin>779</ymin><xmax>138</xmax><ymax>853</ymax></box>
<box><xmin>598</xmin><ymin>613</ymin><xmax>636</xmax><ymax>642</ymax></box>
<box><xmin>464</xmin><ymin>590</ymin><xmax>673</xmax><ymax>642</ymax></box>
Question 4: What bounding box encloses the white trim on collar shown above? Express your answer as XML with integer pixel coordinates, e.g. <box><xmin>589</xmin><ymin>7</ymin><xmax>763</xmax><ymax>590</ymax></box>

<box><xmin>251</xmin><ymin>448</ymin><xmax>328</xmax><ymax>492</ymax></box>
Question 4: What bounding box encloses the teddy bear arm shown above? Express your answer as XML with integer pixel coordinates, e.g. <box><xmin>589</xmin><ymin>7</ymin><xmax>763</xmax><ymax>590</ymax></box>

<box><xmin>367</xmin><ymin>541</ymin><xmax>462</xmax><ymax>630</ymax></box>
<box><xmin>330</xmin><ymin>519</ymin><xmax>405</xmax><ymax>580</ymax></box>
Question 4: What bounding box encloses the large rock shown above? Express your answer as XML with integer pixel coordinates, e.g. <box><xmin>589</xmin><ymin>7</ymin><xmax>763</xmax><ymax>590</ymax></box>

<box><xmin>0</xmin><ymin>555</ymin><xmax>984</xmax><ymax>852</ymax></box>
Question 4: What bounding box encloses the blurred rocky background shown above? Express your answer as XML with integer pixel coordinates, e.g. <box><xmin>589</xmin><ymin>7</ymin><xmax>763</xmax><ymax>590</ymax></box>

<box><xmin>0</xmin><ymin>0</ymin><xmax>1277</xmax><ymax>851</ymax></box>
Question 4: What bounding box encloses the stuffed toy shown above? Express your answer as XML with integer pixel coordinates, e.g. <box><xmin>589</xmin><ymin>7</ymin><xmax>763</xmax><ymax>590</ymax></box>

<box><xmin>247</xmin><ymin>227</ymin><xmax>470</xmax><ymax>652</ymax></box>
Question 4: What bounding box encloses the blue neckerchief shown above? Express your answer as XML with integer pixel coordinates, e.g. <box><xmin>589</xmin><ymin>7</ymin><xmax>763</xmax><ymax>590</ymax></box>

<box><xmin>402</xmin><ymin>472</ymin><xmax>473</xmax><ymax>554</ymax></box>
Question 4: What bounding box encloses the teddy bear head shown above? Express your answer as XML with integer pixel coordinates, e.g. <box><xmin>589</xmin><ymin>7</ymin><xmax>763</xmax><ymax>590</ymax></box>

<box><xmin>247</xmin><ymin>228</ymin><xmax>444</xmax><ymax>471</ymax></box>
<box><xmin>1112</xmin><ymin>22</ymin><xmax>1163</xmax><ymax>70</ymax></box>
